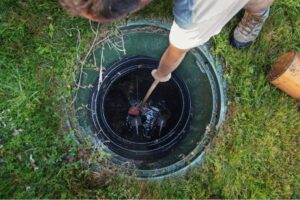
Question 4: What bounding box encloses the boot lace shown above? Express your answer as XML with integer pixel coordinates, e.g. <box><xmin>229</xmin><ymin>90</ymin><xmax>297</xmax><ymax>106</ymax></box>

<box><xmin>239</xmin><ymin>12</ymin><xmax>264</xmax><ymax>36</ymax></box>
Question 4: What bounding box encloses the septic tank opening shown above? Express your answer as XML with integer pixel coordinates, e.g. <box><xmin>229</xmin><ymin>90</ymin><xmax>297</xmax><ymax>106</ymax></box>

<box><xmin>69</xmin><ymin>21</ymin><xmax>226</xmax><ymax>179</ymax></box>
<box><xmin>90</xmin><ymin>56</ymin><xmax>192</xmax><ymax>160</ymax></box>
<box><xmin>104</xmin><ymin>68</ymin><xmax>184</xmax><ymax>141</ymax></box>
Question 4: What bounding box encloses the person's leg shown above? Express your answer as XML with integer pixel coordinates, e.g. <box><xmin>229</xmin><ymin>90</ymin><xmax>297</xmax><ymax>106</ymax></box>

<box><xmin>244</xmin><ymin>0</ymin><xmax>274</xmax><ymax>13</ymax></box>
<box><xmin>230</xmin><ymin>0</ymin><xmax>274</xmax><ymax>48</ymax></box>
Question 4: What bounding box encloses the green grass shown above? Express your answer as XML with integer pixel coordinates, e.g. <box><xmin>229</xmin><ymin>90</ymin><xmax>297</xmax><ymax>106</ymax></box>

<box><xmin>0</xmin><ymin>0</ymin><xmax>299</xmax><ymax>198</ymax></box>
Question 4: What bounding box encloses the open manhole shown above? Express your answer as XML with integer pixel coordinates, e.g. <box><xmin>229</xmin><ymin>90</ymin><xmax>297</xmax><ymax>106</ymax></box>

<box><xmin>90</xmin><ymin>56</ymin><xmax>192</xmax><ymax>161</ymax></box>
<box><xmin>68</xmin><ymin>21</ymin><xmax>226</xmax><ymax>179</ymax></box>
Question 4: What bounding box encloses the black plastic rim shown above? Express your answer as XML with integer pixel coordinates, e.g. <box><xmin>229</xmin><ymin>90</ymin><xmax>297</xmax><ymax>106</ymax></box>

<box><xmin>89</xmin><ymin>56</ymin><xmax>192</xmax><ymax>160</ymax></box>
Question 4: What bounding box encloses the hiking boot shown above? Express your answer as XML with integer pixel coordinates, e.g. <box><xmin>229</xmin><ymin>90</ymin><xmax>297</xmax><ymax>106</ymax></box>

<box><xmin>230</xmin><ymin>8</ymin><xmax>270</xmax><ymax>49</ymax></box>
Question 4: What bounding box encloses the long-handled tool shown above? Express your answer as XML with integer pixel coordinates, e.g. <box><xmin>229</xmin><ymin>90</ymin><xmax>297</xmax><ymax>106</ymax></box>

<box><xmin>128</xmin><ymin>44</ymin><xmax>184</xmax><ymax>116</ymax></box>
<box><xmin>128</xmin><ymin>79</ymin><xmax>160</xmax><ymax>116</ymax></box>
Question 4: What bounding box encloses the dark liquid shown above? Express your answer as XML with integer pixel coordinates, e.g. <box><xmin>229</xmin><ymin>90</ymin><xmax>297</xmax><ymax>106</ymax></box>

<box><xmin>103</xmin><ymin>68</ymin><xmax>183</xmax><ymax>143</ymax></box>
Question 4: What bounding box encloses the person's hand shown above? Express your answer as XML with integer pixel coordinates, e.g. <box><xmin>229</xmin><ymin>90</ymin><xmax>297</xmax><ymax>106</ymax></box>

<box><xmin>151</xmin><ymin>69</ymin><xmax>172</xmax><ymax>82</ymax></box>
<box><xmin>152</xmin><ymin>43</ymin><xmax>188</xmax><ymax>82</ymax></box>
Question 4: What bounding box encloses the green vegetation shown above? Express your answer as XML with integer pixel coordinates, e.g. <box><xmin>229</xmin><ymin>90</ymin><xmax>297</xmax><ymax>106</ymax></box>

<box><xmin>0</xmin><ymin>0</ymin><xmax>299</xmax><ymax>198</ymax></box>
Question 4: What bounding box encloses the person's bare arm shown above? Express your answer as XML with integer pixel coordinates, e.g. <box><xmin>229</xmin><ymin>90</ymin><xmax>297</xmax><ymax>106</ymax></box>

<box><xmin>152</xmin><ymin>43</ymin><xmax>189</xmax><ymax>82</ymax></box>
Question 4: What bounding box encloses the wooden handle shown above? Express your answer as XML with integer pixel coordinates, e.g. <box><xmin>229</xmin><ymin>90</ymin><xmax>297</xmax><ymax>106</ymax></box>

<box><xmin>139</xmin><ymin>79</ymin><xmax>160</xmax><ymax>108</ymax></box>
